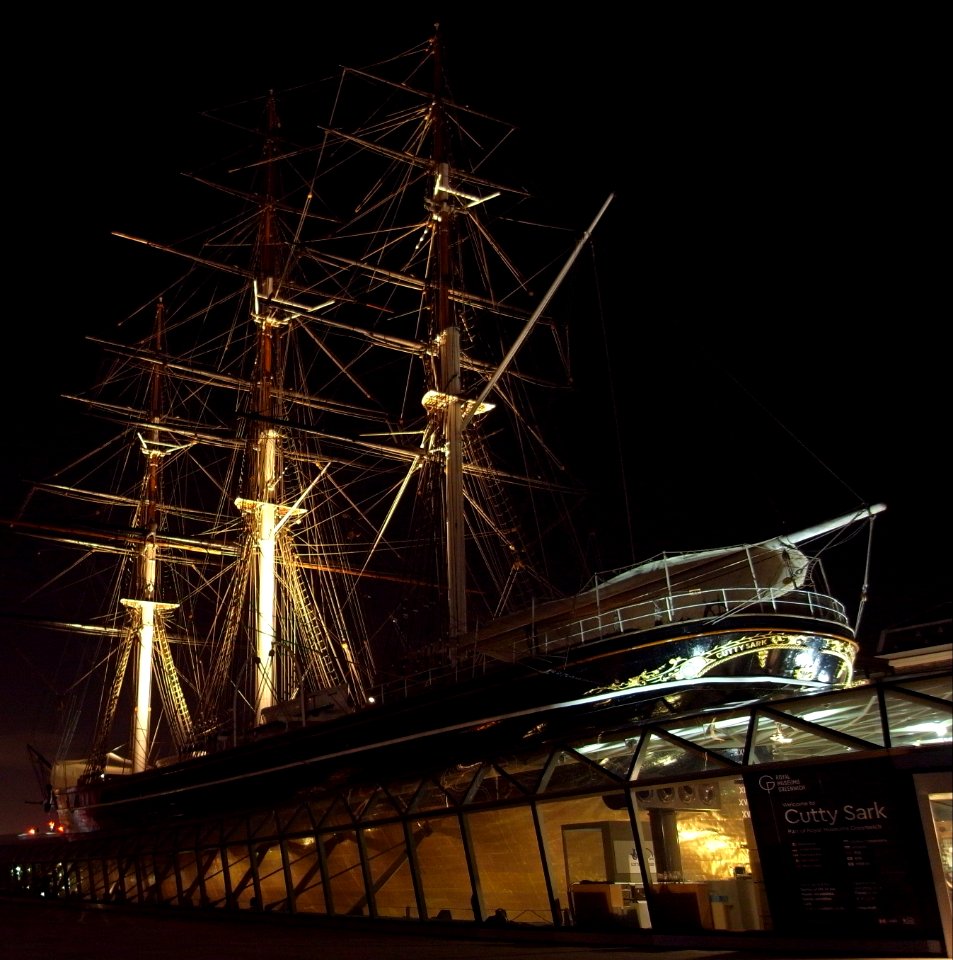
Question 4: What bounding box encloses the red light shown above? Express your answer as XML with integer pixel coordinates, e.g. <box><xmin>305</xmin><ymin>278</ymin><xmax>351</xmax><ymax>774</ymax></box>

<box><xmin>26</xmin><ymin>827</ymin><xmax>36</xmax><ymax>836</ymax></box>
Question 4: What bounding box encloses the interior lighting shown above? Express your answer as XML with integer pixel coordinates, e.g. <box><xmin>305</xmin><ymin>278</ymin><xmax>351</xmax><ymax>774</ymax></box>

<box><xmin>895</xmin><ymin>721</ymin><xmax>951</xmax><ymax>741</ymax></box>
<box><xmin>802</xmin><ymin>708</ymin><xmax>842</xmax><ymax>723</ymax></box>
<box><xmin>705</xmin><ymin>720</ymin><xmax>726</xmax><ymax>742</ymax></box>
<box><xmin>575</xmin><ymin>740</ymin><xmax>628</xmax><ymax>755</ymax></box>
<box><xmin>769</xmin><ymin>723</ymin><xmax>793</xmax><ymax>745</ymax></box>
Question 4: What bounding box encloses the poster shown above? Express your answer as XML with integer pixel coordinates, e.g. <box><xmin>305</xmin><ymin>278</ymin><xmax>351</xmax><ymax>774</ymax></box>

<box><xmin>744</xmin><ymin>757</ymin><xmax>940</xmax><ymax>937</ymax></box>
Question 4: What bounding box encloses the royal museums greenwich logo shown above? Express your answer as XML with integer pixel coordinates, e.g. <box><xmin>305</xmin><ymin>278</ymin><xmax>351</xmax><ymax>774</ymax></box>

<box><xmin>757</xmin><ymin>772</ymin><xmax>807</xmax><ymax>794</ymax></box>
<box><xmin>755</xmin><ymin>771</ymin><xmax>889</xmax><ymax>829</ymax></box>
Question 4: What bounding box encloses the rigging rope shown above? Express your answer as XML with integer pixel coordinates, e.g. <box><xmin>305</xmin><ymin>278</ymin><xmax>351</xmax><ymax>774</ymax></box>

<box><xmin>853</xmin><ymin>509</ymin><xmax>879</xmax><ymax>637</ymax></box>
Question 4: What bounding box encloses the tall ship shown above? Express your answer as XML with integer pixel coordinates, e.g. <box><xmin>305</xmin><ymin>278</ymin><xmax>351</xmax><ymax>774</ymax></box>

<box><xmin>4</xmin><ymin>26</ymin><xmax>901</xmax><ymax>910</ymax></box>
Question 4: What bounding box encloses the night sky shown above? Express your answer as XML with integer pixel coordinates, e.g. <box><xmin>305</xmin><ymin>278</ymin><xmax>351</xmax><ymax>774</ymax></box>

<box><xmin>0</xmin><ymin>9</ymin><xmax>946</xmax><ymax>835</ymax></box>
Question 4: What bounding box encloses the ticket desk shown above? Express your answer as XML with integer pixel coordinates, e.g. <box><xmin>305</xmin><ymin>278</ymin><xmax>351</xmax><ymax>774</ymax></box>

<box><xmin>569</xmin><ymin>882</ymin><xmax>650</xmax><ymax>927</ymax></box>
<box><xmin>569</xmin><ymin>878</ymin><xmax>764</xmax><ymax>931</ymax></box>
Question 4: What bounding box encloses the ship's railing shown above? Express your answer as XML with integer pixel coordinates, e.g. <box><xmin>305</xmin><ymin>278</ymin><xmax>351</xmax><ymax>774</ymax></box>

<box><xmin>370</xmin><ymin>587</ymin><xmax>850</xmax><ymax>704</ymax></box>
<box><xmin>530</xmin><ymin>586</ymin><xmax>850</xmax><ymax>656</ymax></box>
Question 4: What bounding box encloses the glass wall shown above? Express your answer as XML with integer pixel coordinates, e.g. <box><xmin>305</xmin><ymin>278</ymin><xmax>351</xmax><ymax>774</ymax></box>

<box><xmin>633</xmin><ymin>775</ymin><xmax>769</xmax><ymax>931</ymax></box>
<box><xmin>2</xmin><ymin>671</ymin><xmax>949</xmax><ymax>950</ymax></box>
<box><xmin>467</xmin><ymin>806</ymin><xmax>549</xmax><ymax>924</ymax></box>
<box><xmin>414</xmin><ymin>813</ymin><xmax>471</xmax><ymax>921</ymax></box>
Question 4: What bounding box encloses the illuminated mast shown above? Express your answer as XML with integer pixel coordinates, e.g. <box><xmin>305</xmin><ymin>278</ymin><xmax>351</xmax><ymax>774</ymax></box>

<box><xmin>235</xmin><ymin>94</ymin><xmax>299</xmax><ymax>724</ymax></box>
<box><xmin>121</xmin><ymin>300</ymin><xmax>180</xmax><ymax>773</ymax></box>
<box><xmin>426</xmin><ymin>32</ymin><xmax>469</xmax><ymax>640</ymax></box>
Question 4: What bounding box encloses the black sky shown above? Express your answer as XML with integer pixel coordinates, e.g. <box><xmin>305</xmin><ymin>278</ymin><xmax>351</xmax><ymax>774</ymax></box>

<box><xmin>0</xmin><ymin>9</ymin><xmax>947</xmax><ymax>834</ymax></box>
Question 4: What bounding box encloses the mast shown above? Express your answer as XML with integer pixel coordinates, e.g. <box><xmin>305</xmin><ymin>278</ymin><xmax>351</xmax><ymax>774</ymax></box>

<box><xmin>119</xmin><ymin>300</ymin><xmax>181</xmax><ymax>773</ymax></box>
<box><xmin>234</xmin><ymin>94</ymin><xmax>300</xmax><ymax>724</ymax></box>
<box><xmin>424</xmin><ymin>31</ymin><xmax>615</xmax><ymax>641</ymax></box>
<box><xmin>429</xmin><ymin>31</ymin><xmax>467</xmax><ymax>640</ymax></box>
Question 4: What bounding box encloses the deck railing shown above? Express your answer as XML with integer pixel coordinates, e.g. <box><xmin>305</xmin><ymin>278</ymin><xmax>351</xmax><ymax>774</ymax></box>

<box><xmin>371</xmin><ymin>587</ymin><xmax>850</xmax><ymax>704</ymax></box>
<box><xmin>533</xmin><ymin>586</ymin><xmax>849</xmax><ymax>655</ymax></box>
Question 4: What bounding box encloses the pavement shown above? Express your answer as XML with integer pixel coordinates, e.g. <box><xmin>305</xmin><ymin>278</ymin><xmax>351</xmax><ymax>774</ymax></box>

<box><xmin>0</xmin><ymin>896</ymin><xmax>945</xmax><ymax>960</ymax></box>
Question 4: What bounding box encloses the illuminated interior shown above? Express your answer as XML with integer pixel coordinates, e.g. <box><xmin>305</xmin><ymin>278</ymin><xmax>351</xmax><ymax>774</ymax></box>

<box><xmin>2</xmin><ymin>670</ymin><xmax>949</xmax><ymax>942</ymax></box>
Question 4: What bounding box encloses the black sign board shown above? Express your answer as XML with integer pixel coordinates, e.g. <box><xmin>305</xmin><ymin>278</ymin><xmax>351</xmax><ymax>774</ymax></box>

<box><xmin>744</xmin><ymin>757</ymin><xmax>940</xmax><ymax>938</ymax></box>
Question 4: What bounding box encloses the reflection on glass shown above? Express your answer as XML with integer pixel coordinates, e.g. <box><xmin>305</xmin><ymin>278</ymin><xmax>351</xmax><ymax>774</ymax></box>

<box><xmin>929</xmin><ymin>793</ymin><xmax>952</xmax><ymax>893</ymax></box>
<box><xmin>633</xmin><ymin>775</ymin><xmax>771</xmax><ymax>933</ymax></box>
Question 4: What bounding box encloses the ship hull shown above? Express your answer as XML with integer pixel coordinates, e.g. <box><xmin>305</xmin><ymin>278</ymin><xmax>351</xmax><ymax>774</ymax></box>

<box><xmin>56</xmin><ymin>609</ymin><xmax>856</xmax><ymax>833</ymax></box>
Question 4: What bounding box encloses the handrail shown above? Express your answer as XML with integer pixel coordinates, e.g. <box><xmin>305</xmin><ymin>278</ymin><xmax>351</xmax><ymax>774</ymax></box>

<box><xmin>370</xmin><ymin>587</ymin><xmax>850</xmax><ymax>703</ymax></box>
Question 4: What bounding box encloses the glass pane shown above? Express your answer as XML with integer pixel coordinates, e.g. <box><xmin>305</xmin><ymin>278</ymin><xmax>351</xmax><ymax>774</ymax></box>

<box><xmin>170</xmin><ymin>824</ymin><xmax>200</xmax><ymax>850</ymax></box>
<box><xmin>362</xmin><ymin>822</ymin><xmax>418</xmax><ymax>919</ymax></box>
<box><xmin>774</xmin><ymin>688</ymin><xmax>886</xmax><ymax>747</ymax></box>
<box><xmin>637</xmin><ymin>731</ymin><xmax>731</xmax><ymax>779</ymax></box>
<box><xmin>320</xmin><ymin>796</ymin><xmax>356</xmax><ymax>829</ymax></box>
<box><xmin>928</xmin><ymin>793</ymin><xmax>953</xmax><ymax>893</ymax></box>
<box><xmin>175</xmin><ymin>850</ymin><xmax>202</xmax><ymax>907</ymax></box>
<box><xmin>285</xmin><ymin>837</ymin><xmax>327</xmax><ymax>914</ymax></box>
<box><xmin>247</xmin><ymin>811</ymin><xmax>277</xmax><ymax>839</ymax></box>
<box><xmin>9</xmin><ymin>864</ymin><xmax>31</xmax><ymax>895</ymax></box>
<box><xmin>383</xmin><ymin>775</ymin><xmax>423</xmax><ymax>812</ymax></box>
<box><xmin>902</xmin><ymin>676</ymin><xmax>953</xmax><ymax>702</ymax></box>
<box><xmin>107</xmin><ymin>856</ymin><xmax>137</xmax><ymax>904</ymax></box>
<box><xmin>541</xmin><ymin>750</ymin><xmax>625</xmax><ymax>794</ymax></box>
<box><xmin>467</xmin><ymin>806</ymin><xmax>552</xmax><ymax>925</ymax></box>
<box><xmin>492</xmin><ymin>749</ymin><xmax>552</xmax><ymax>795</ymax></box>
<box><xmin>438</xmin><ymin>763</ymin><xmax>484</xmax><ymax>804</ymax></box>
<box><xmin>468</xmin><ymin>765</ymin><xmax>528</xmax><ymax>804</ymax></box>
<box><xmin>634</xmin><ymin>775</ymin><xmax>770</xmax><ymax>933</ymax></box>
<box><xmin>343</xmin><ymin>783</ymin><xmax>378</xmax><ymax>821</ymax></box>
<box><xmin>749</xmin><ymin>714</ymin><xmax>860</xmax><ymax>764</ymax></box>
<box><xmin>152</xmin><ymin>827</ymin><xmax>181</xmax><ymax>851</ymax></box>
<box><xmin>305</xmin><ymin>794</ymin><xmax>336</xmax><ymax>827</ymax></box>
<box><xmin>50</xmin><ymin>862</ymin><xmax>70</xmax><ymax>899</ymax></box>
<box><xmin>537</xmin><ymin>795</ymin><xmax>643</xmax><ymax>928</ymax></box>
<box><xmin>103</xmin><ymin>857</ymin><xmax>125</xmax><ymax>903</ymax></box>
<box><xmin>198</xmin><ymin>847</ymin><xmax>228</xmax><ymax>908</ymax></box>
<box><xmin>73</xmin><ymin>860</ymin><xmax>94</xmax><ymax>899</ymax></box>
<box><xmin>356</xmin><ymin>787</ymin><xmax>401</xmax><ymax>822</ymax></box>
<box><xmin>221</xmin><ymin>816</ymin><xmax>249</xmax><ymax>843</ymax></box>
<box><xmin>654</xmin><ymin>713</ymin><xmax>750</xmax><ymax>765</ymax></box>
<box><xmin>198</xmin><ymin>821</ymin><xmax>223</xmax><ymax>847</ymax></box>
<box><xmin>223</xmin><ymin>842</ymin><xmax>257</xmax><ymax>909</ymax></box>
<box><xmin>146</xmin><ymin>853</ymin><xmax>178</xmax><ymax>904</ymax></box>
<box><xmin>256</xmin><ymin>841</ymin><xmax>289</xmax><ymax>912</ymax></box>
<box><xmin>414</xmin><ymin>778</ymin><xmax>458</xmax><ymax>812</ymax></box>
<box><xmin>119</xmin><ymin>857</ymin><xmax>142</xmax><ymax>904</ymax></box>
<box><xmin>94</xmin><ymin>858</ymin><xmax>112</xmax><ymax>900</ymax></box>
<box><xmin>885</xmin><ymin>690</ymin><xmax>953</xmax><ymax>747</ymax></box>
<box><xmin>277</xmin><ymin>801</ymin><xmax>316</xmax><ymax>835</ymax></box>
<box><xmin>323</xmin><ymin>829</ymin><xmax>367</xmax><ymax>916</ymax></box>
<box><xmin>415</xmin><ymin>813</ymin><xmax>472</xmax><ymax>921</ymax></box>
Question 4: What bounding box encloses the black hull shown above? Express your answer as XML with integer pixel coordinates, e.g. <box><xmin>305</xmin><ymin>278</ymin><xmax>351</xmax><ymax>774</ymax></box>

<box><xmin>59</xmin><ymin>613</ymin><xmax>856</xmax><ymax>832</ymax></box>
